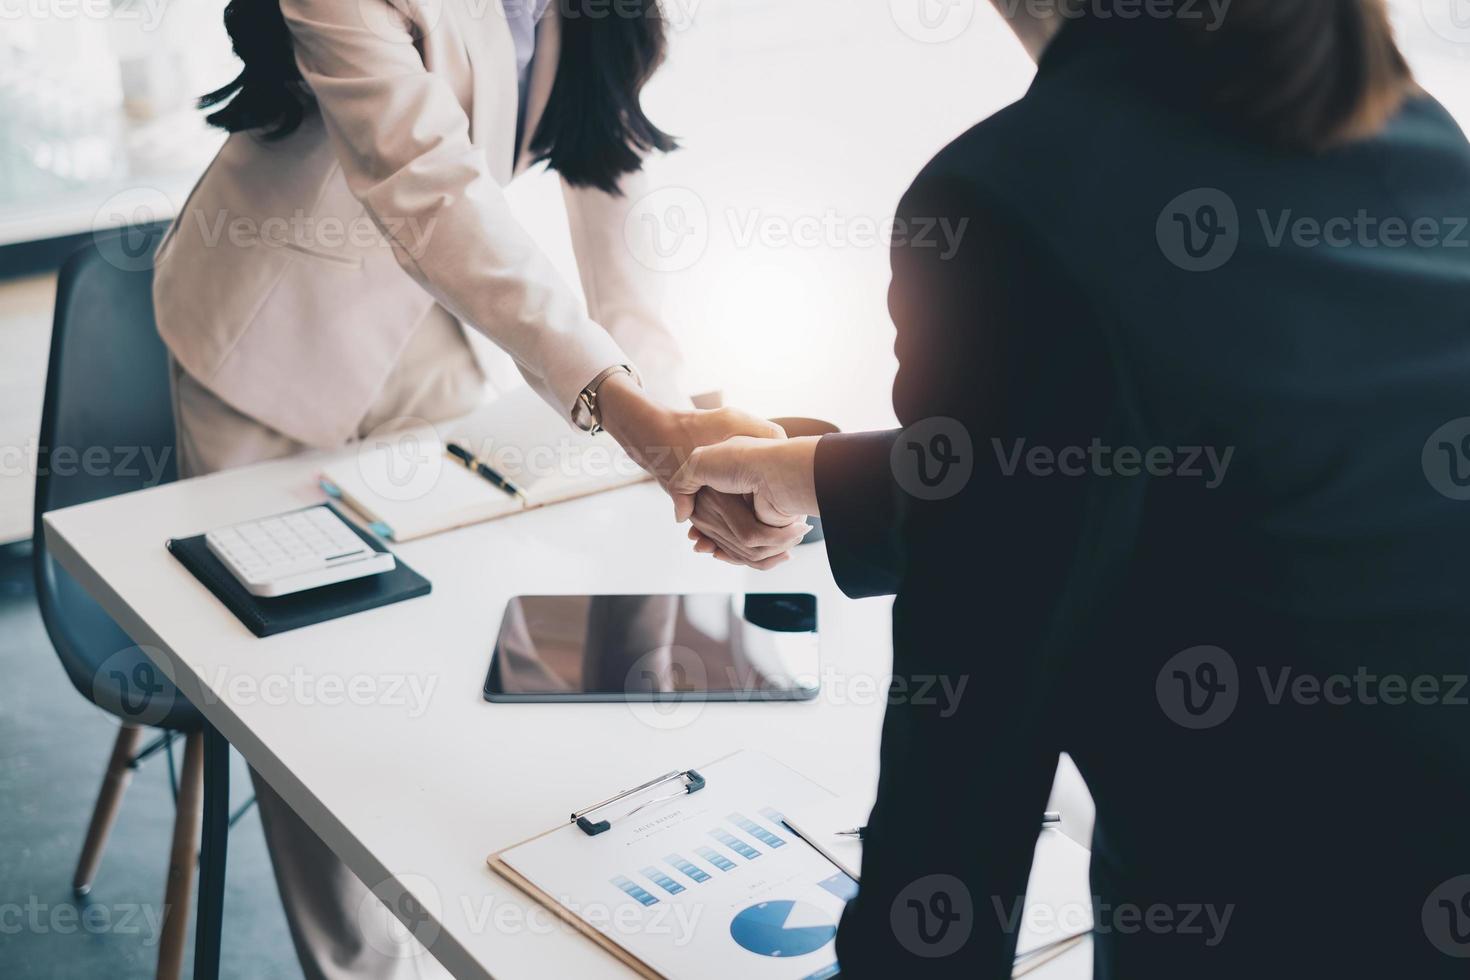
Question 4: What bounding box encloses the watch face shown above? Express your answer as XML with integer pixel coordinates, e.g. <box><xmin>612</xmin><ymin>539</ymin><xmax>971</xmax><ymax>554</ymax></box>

<box><xmin>573</xmin><ymin>365</ymin><xmax>636</xmax><ymax>432</ymax></box>
<box><xmin>572</xmin><ymin>392</ymin><xmax>598</xmax><ymax>432</ymax></box>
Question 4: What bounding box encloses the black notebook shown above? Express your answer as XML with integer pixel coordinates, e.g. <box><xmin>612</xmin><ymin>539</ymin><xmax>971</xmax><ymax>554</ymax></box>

<box><xmin>166</xmin><ymin>504</ymin><xmax>431</xmax><ymax>638</ymax></box>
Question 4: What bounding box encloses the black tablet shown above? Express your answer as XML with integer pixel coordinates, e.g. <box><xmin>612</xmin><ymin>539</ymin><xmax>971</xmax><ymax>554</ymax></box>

<box><xmin>483</xmin><ymin>594</ymin><xmax>820</xmax><ymax>702</ymax></box>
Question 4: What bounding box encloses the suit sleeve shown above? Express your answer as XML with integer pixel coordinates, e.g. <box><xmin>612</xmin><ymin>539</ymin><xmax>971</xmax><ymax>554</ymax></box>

<box><xmin>814</xmin><ymin>429</ymin><xmax>903</xmax><ymax>598</ymax></box>
<box><xmin>831</xmin><ymin>169</ymin><xmax>1114</xmax><ymax>976</ymax></box>
<box><xmin>279</xmin><ymin>0</ymin><xmax>627</xmax><ymax>420</ymax></box>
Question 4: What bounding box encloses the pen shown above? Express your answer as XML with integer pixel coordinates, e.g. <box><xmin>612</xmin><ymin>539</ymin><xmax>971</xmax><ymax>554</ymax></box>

<box><xmin>446</xmin><ymin>442</ymin><xmax>527</xmax><ymax>503</ymax></box>
<box><xmin>834</xmin><ymin>811</ymin><xmax>1062</xmax><ymax>840</ymax></box>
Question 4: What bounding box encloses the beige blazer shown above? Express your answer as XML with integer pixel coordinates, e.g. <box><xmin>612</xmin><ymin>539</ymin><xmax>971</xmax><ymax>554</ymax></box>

<box><xmin>154</xmin><ymin>0</ymin><xmax>680</xmax><ymax>447</ymax></box>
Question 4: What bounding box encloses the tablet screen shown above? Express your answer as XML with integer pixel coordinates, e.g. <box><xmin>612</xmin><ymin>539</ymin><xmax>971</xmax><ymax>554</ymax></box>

<box><xmin>483</xmin><ymin>594</ymin><xmax>820</xmax><ymax>702</ymax></box>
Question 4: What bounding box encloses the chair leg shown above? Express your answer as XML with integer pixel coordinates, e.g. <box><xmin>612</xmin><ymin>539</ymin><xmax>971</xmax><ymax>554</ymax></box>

<box><xmin>73</xmin><ymin>723</ymin><xmax>144</xmax><ymax>897</ymax></box>
<box><xmin>155</xmin><ymin>731</ymin><xmax>204</xmax><ymax>980</ymax></box>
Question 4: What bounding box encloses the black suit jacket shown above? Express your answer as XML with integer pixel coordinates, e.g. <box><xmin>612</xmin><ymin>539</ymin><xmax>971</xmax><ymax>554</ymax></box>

<box><xmin>821</xmin><ymin>15</ymin><xmax>1470</xmax><ymax>978</ymax></box>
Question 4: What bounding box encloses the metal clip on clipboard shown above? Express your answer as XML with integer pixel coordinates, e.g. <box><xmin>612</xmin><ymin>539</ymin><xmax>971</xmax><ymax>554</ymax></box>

<box><xmin>572</xmin><ymin>769</ymin><xmax>707</xmax><ymax>837</ymax></box>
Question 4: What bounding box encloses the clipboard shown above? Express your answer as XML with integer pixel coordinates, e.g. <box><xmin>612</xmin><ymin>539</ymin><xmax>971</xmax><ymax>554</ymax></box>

<box><xmin>488</xmin><ymin>769</ymin><xmax>710</xmax><ymax>979</ymax></box>
<box><xmin>487</xmin><ymin>751</ymin><xmax>850</xmax><ymax>980</ymax></box>
<box><xmin>487</xmin><ymin>860</ymin><xmax>662</xmax><ymax>979</ymax></box>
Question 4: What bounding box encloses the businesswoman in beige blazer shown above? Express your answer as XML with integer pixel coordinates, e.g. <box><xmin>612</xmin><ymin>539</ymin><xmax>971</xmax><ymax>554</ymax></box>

<box><xmin>153</xmin><ymin>1</ymin><xmax>806</xmax><ymax>976</ymax></box>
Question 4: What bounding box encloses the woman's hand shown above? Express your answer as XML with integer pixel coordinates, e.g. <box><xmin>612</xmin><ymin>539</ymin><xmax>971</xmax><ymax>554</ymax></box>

<box><xmin>596</xmin><ymin>373</ymin><xmax>786</xmax><ymax>486</ymax></box>
<box><xmin>669</xmin><ymin>436</ymin><xmax>823</xmax><ymax>565</ymax></box>
<box><xmin>595</xmin><ymin>374</ymin><xmax>809</xmax><ymax>564</ymax></box>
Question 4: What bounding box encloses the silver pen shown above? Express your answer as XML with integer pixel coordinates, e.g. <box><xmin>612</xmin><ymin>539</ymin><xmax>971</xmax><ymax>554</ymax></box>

<box><xmin>835</xmin><ymin>811</ymin><xmax>1062</xmax><ymax>840</ymax></box>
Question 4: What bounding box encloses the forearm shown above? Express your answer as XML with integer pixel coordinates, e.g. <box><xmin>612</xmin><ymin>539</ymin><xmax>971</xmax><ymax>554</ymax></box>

<box><xmin>563</xmin><ymin>171</ymin><xmax>686</xmax><ymax>402</ymax></box>
<box><xmin>282</xmin><ymin>0</ymin><xmax>631</xmax><ymax>423</ymax></box>
<box><xmin>600</xmin><ymin>374</ymin><xmax>792</xmax><ymax>497</ymax></box>
<box><xmin>388</xmin><ymin>181</ymin><xmax>629</xmax><ymax>416</ymax></box>
<box><xmin>597</xmin><ymin>371</ymin><xmax>680</xmax><ymax>472</ymax></box>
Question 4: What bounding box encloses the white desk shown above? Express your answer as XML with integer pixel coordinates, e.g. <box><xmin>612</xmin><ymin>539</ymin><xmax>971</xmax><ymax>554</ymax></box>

<box><xmin>43</xmin><ymin>447</ymin><xmax>1091</xmax><ymax>979</ymax></box>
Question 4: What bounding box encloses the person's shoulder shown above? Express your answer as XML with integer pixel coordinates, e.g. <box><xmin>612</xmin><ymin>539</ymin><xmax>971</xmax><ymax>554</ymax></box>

<box><xmin>1386</xmin><ymin>93</ymin><xmax>1470</xmax><ymax>164</ymax></box>
<box><xmin>896</xmin><ymin>91</ymin><xmax>1078</xmax><ymax>234</ymax></box>
<box><xmin>899</xmin><ymin>101</ymin><xmax>1030</xmax><ymax>210</ymax></box>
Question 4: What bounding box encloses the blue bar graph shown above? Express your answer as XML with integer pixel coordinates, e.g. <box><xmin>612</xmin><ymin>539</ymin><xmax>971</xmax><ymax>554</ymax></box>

<box><xmin>818</xmin><ymin>871</ymin><xmax>859</xmax><ymax>902</ymax></box>
<box><xmin>759</xmin><ymin>806</ymin><xmax>785</xmax><ymax>824</ymax></box>
<box><xmin>610</xmin><ymin>875</ymin><xmax>659</xmax><ymax>907</ymax></box>
<box><xmin>729</xmin><ymin>812</ymin><xmax>787</xmax><ymax>848</ymax></box>
<box><xmin>709</xmin><ymin>829</ymin><xmax>761</xmax><ymax>860</ymax></box>
<box><xmin>665</xmin><ymin>854</ymin><xmax>711</xmax><ymax>883</ymax></box>
<box><xmin>641</xmin><ymin>866</ymin><xmax>686</xmax><ymax>895</ymax></box>
<box><xmin>695</xmin><ymin>846</ymin><xmax>737</xmax><ymax>871</ymax></box>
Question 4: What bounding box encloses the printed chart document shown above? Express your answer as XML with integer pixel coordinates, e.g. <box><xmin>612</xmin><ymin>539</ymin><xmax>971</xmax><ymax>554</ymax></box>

<box><xmin>781</xmin><ymin>795</ymin><xmax>867</xmax><ymax>881</ymax></box>
<box><xmin>490</xmin><ymin>751</ymin><xmax>851</xmax><ymax>980</ymax></box>
<box><xmin>784</xmin><ymin>797</ymin><xmax>1094</xmax><ymax>975</ymax></box>
<box><xmin>1006</xmin><ymin>829</ymin><xmax>1094</xmax><ymax>973</ymax></box>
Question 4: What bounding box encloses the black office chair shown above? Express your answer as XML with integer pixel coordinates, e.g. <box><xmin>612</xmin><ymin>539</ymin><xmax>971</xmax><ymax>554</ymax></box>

<box><xmin>33</xmin><ymin>229</ymin><xmax>208</xmax><ymax>980</ymax></box>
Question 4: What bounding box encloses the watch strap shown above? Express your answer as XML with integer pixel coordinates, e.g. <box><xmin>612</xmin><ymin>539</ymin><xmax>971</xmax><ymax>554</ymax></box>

<box><xmin>573</xmin><ymin>364</ymin><xmax>640</xmax><ymax>434</ymax></box>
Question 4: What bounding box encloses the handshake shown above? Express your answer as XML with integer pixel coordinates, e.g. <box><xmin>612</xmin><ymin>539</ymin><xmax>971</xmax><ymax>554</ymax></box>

<box><xmin>596</xmin><ymin>372</ymin><xmax>823</xmax><ymax>570</ymax></box>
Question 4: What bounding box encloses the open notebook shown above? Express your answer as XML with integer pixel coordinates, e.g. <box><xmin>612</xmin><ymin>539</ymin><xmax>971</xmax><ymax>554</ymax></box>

<box><xmin>320</xmin><ymin>385</ymin><xmax>650</xmax><ymax>542</ymax></box>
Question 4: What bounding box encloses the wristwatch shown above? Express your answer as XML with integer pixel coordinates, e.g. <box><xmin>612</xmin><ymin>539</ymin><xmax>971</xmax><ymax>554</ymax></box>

<box><xmin>572</xmin><ymin>364</ymin><xmax>641</xmax><ymax>435</ymax></box>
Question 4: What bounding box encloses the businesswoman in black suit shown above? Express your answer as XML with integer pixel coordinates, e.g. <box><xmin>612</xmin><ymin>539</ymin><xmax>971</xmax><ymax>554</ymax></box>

<box><xmin>674</xmin><ymin>0</ymin><xmax>1470</xmax><ymax>975</ymax></box>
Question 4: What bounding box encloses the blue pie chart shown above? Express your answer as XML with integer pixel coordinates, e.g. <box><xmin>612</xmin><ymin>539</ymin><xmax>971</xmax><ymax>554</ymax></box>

<box><xmin>730</xmin><ymin>900</ymin><xmax>836</xmax><ymax>957</ymax></box>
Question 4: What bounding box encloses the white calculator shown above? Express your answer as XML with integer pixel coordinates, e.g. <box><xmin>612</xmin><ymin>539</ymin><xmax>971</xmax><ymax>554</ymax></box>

<box><xmin>205</xmin><ymin>506</ymin><xmax>395</xmax><ymax>597</ymax></box>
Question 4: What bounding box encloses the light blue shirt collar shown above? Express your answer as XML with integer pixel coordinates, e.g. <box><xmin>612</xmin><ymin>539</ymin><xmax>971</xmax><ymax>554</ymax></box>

<box><xmin>503</xmin><ymin>0</ymin><xmax>553</xmax><ymax>76</ymax></box>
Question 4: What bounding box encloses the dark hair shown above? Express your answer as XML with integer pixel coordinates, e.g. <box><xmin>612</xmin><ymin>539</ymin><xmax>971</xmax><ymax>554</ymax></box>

<box><xmin>197</xmin><ymin>0</ymin><xmax>307</xmax><ymax>140</ymax></box>
<box><xmin>529</xmin><ymin>0</ymin><xmax>678</xmax><ymax>193</ymax></box>
<box><xmin>199</xmin><ymin>0</ymin><xmax>676</xmax><ymax>193</ymax></box>
<box><xmin>1161</xmin><ymin>0</ymin><xmax>1415</xmax><ymax>152</ymax></box>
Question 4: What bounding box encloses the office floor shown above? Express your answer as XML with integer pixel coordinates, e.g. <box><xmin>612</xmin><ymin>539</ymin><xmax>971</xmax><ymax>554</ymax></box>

<box><xmin>0</xmin><ymin>541</ymin><xmax>302</xmax><ymax>979</ymax></box>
